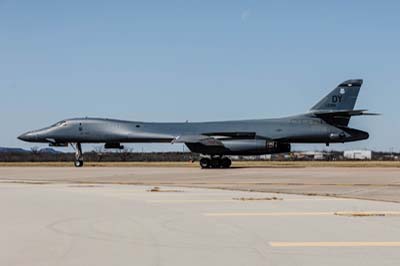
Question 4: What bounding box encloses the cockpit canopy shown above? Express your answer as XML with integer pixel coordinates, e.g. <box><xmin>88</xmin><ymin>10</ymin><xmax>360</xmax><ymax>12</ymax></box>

<box><xmin>52</xmin><ymin>120</ymin><xmax>67</xmax><ymax>127</ymax></box>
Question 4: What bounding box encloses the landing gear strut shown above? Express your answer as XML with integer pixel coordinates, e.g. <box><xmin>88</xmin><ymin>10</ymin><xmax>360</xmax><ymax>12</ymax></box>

<box><xmin>72</xmin><ymin>143</ymin><xmax>84</xmax><ymax>167</ymax></box>
<box><xmin>200</xmin><ymin>156</ymin><xmax>231</xmax><ymax>169</ymax></box>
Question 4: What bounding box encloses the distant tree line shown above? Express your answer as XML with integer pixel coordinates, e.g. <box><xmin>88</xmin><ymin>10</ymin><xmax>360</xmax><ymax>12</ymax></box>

<box><xmin>0</xmin><ymin>149</ymin><xmax>399</xmax><ymax>162</ymax></box>
<box><xmin>0</xmin><ymin>150</ymin><xmax>198</xmax><ymax>162</ymax></box>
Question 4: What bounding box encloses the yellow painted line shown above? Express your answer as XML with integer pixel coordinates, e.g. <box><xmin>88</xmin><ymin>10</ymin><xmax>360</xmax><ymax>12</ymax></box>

<box><xmin>270</xmin><ymin>242</ymin><xmax>400</xmax><ymax>247</ymax></box>
<box><xmin>204</xmin><ymin>211</ymin><xmax>400</xmax><ymax>217</ymax></box>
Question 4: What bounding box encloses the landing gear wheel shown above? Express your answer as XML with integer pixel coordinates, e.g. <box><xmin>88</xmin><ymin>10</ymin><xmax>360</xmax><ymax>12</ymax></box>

<box><xmin>211</xmin><ymin>157</ymin><xmax>222</xmax><ymax>168</ymax></box>
<box><xmin>72</xmin><ymin>142</ymin><xmax>84</xmax><ymax>168</ymax></box>
<box><xmin>200</xmin><ymin>158</ymin><xmax>211</xmax><ymax>169</ymax></box>
<box><xmin>221</xmin><ymin>157</ymin><xmax>232</xmax><ymax>168</ymax></box>
<box><xmin>74</xmin><ymin>160</ymin><xmax>84</xmax><ymax>167</ymax></box>
<box><xmin>200</xmin><ymin>156</ymin><xmax>230</xmax><ymax>169</ymax></box>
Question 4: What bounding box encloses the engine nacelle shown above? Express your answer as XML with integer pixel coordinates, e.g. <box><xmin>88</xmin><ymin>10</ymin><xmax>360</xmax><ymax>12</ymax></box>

<box><xmin>185</xmin><ymin>139</ymin><xmax>291</xmax><ymax>156</ymax></box>
<box><xmin>104</xmin><ymin>143</ymin><xmax>124</xmax><ymax>149</ymax></box>
<box><xmin>49</xmin><ymin>143</ymin><xmax>68</xmax><ymax>147</ymax></box>
<box><xmin>221</xmin><ymin>139</ymin><xmax>291</xmax><ymax>155</ymax></box>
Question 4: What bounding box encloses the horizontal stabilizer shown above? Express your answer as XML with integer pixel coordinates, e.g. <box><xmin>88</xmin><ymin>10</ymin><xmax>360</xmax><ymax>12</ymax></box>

<box><xmin>312</xmin><ymin>109</ymin><xmax>380</xmax><ymax>126</ymax></box>
<box><xmin>312</xmin><ymin>109</ymin><xmax>380</xmax><ymax>117</ymax></box>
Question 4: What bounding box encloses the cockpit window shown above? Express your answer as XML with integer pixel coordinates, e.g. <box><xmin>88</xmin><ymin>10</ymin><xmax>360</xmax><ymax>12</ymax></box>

<box><xmin>52</xmin><ymin>121</ymin><xmax>67</xmax><ymax>127</ymax></box>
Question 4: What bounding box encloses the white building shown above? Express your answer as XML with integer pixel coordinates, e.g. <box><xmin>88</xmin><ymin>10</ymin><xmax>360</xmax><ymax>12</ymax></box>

<box><xmin>343</xmin><ymin>150</ymin><xmax>372</xmax><ymax>160</ymax></box>
<box><xmin>294</xmin><ymin>151</ymin><xmax>327</xmax><ymax>160</ymax></box>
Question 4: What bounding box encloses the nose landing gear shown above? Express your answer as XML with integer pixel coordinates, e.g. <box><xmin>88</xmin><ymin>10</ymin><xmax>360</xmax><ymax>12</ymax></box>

<box><xmin>200</xmin><ymin>156</ymin><xmax>232</xmax><ymax>169</ymax></box>
<box><xmin>72</xmin><ymin>143</ymin><xmax>84</xmax><ymax>167</ymax></box>
<box><xmin>74</xmin><ymin>160</ymin><xmax>83</xmax><ymax>167</ymax></box>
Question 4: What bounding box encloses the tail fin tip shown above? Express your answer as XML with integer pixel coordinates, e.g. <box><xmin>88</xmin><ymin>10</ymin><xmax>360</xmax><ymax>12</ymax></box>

<box><xmin>339</xmin><ymin>79</ymin><xmax>363</xmax><ymax>87</ymax></box>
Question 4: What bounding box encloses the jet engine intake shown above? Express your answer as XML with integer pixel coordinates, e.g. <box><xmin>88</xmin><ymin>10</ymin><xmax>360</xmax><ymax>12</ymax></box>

<box><xmin>49</xmin><ymin>143</ymin><xmax>68</xmax><ymax>147</ymax></box>
<box><xmin>104</xmin><ymin>143</ymin><xmax>124</xmax><ymax>149</ymax></box>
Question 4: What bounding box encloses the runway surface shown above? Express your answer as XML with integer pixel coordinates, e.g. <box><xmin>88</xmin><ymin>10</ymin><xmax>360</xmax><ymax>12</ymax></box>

<box><xmin>2</xmin><ymin>182</ymin><xmax>400</xmax><ymax>266</ymax></box>
<box><xmin>1</xmin><ymin>166</ymin><xmax>400</xmax><ymax>202</ymax></box>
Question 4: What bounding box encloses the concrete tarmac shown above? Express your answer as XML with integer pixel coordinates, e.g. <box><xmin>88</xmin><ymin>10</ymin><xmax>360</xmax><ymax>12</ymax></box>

<box><xmin>1</xmin><ymin>166</ymin><xmax>400</xmax><ymax>202</ymax></box>
<box><xmin>2</xmin><ymin>182</ymin><xmax>400</xmax><ymax>266</ymax></box>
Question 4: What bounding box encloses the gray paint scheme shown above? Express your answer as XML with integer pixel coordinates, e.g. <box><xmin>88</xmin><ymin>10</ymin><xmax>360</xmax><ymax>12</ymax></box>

<box><xmin>18</xmin><ymin>79</ymin><xmax>372</xmax><ymax>157</ymax></box>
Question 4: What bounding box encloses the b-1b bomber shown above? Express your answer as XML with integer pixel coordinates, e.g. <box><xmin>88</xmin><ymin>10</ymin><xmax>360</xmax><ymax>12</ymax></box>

<box><xmin>19</xmin><ymin>79</ymin><xmax>376</xmax><ymax>168</ymax></box>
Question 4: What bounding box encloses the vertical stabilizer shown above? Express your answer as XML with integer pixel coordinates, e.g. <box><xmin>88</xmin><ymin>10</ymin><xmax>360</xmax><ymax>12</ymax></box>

<box><xmin>311</xmin><ymin>79</ymin><xmax>363</xmax><ymax>111</ymax></box>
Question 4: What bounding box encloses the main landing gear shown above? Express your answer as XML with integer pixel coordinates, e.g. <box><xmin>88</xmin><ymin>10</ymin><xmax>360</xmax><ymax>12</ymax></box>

<box><xmin>200</xmin><ymin>156</ymin><xmax>232</xmax><ymax>169</ymax></box>
<box><xmin>72</xmin><ymin>143</ymin><xmax>84</xmax><ymax>167</ymax></box>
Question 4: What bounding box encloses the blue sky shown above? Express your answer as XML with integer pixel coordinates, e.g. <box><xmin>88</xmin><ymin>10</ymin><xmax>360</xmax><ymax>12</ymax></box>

<box><xmin>1</xmin><ymin>1</ymin><xmax>398</xmax><ymax>152</ymax></box>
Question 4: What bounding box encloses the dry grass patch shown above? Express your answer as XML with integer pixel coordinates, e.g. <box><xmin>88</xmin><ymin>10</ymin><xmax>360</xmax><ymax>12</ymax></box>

<box><xmin>0</xmin><ymin>161</ymin><xmax>197</xmax><ymax>167</ymax></box>
<box><xmin>0</xmin><ymin>161</ymin><xmax>399</xmax><ymax>168</ymax></box>
<box><xmin>234</xmin><ymin>161</ymin><xmax>400</xmax><ymax>168</ymax></box>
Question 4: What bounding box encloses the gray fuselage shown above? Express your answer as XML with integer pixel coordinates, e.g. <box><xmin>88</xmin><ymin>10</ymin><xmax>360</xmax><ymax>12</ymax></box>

<box><xmin>18</xmin><ymin>114</ymin><xmax>368</xmax><ymax>149</ymax></box>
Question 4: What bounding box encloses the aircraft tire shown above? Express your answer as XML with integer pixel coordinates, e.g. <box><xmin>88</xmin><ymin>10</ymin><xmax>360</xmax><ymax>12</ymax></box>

<box><xmin>74</xmin><ymin>160</ymin><xmax>84</xmax><ymax>167</ymax></box>
<box><xmin>221</xmin><ymin>157</ymin><xmax>232</xmax><ymax>168</ymax></box>
<box><xmin>211</xmin><ymin>158</ymin><xmax>222</xmax><ymax>168</ymax></box>
<box><xmin>200</xmin><ymin>158</ymin><xmax>211</xmax><ymax>169</ymax></box>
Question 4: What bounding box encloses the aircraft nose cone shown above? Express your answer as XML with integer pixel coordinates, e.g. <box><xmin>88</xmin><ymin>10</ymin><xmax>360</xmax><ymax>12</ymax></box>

<box><xmin>18</xmin><ymin>132</ymin><xmax>37</xmax><ymax>142</ymax></box>
<box><xmin>18</xmin><ymin>133</ymin><xmax>26</xmax><ymax>141</ymax></box>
